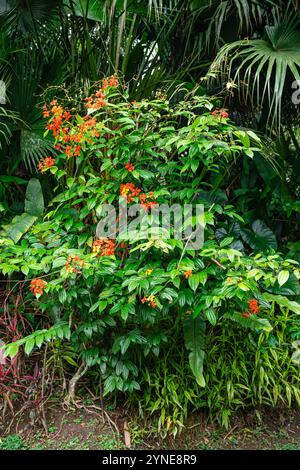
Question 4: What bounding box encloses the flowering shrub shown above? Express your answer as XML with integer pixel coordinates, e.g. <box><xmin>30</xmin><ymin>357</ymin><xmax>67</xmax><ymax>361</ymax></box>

<box><xmin>0</xmin><ymin>80</ymin><xmax>300</xmax><ymax>425</ymax></box>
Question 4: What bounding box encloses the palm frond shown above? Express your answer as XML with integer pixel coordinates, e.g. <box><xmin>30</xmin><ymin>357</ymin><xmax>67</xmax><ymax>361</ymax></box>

<box><xmin>208</xmin><ymin>7</ymin><xmax>300</xmax><ymax>129</ymax></box>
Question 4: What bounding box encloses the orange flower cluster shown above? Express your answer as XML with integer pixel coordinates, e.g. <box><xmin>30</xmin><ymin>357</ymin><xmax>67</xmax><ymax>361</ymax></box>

<box><xmin>241</xmin><ymin>299</ymin><xmax>260</xmax><ymax>318</ymax></box>
<box><xmin>125</xmin><ymin>162</ymin><xmax>134</xmax><ymax>172</ymax></box>
<box><xmin>139</xmin><ymin>192</ymin><xmax>157</xmax><ymax>211</ymax></box>
<box><xmin>120</xmin><ymin>183</ymin><xmax>141</xmax><ymax>203</ymax></box>
<box><xmin>43</xmin><ymin>100</ymin><xmax>101</xmax><ymax>160</ymax></box>
<box><xmin>141</xmin><ymin>295</ymin><xmax>157</xmax><ymax>308</ymax></box>
<box><xmin>86</xmin><ymin>89</ymin><xmax>106</xmax><ymax>110</ymax></box>
<box><xmin>86</xmin><ymin>76</ymin><xmax>119</xmax><ymax>110</ymax></box>
<box><xmin>42</xmin><ymin>78</ymin><xmax>118</xmax><ymax>163</ymax></box>
<box><xmin>212</xmin><ymin>108</ymin><xmax>229</xmax><ymax>119</ymax></box>
<box><xmin>38</xmin><ymin>156</ymin><xmax>55</xmax><ymax>172</ymax></box>
<box><xmin>92</xmin><ymin>238</ymin><xmax>116</xmax><ymax>257</ymax></box>
<box><xmin>119</xmin><ymin>184</ymin><xmax>157</xmax><ymax>211</ymax></box>
<box><xmin>65</xmin><ymin>144</ymin><xmax>81</xmax><ymax>158</ymax></box>
<box><xmin>44</xmin><ymin>100</ymin><xmax>72</xmax><ymax>138</ymax></box>
<box><xmin>30</xmin><ymin>279</ymin><xmax>47</xmax><ymax>297</ymax></box>
<box><xmin>79</xmin><ymin>116</ymin><xmax>100</xmax><ymax>138</ymax></box>
<box><xmin>184</xmin><ymin>270</ymin><xmax>193</xmax><ymax>279</ymax></box>
<box><xmin>65</xmin><ymin>255</ymin><xmax>84</xmax><ymax>273</ymax></box>
<box><xmin>102</xmin><ymin>76</ymin><xmax>119</xmax><ymax>89</ymax></box>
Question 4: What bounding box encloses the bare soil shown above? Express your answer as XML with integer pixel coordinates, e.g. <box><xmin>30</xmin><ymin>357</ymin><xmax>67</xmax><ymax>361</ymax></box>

<box><xmin>1</xmin><ymin>402</ymin><xmax>300</xmax><ymax>450</ymax></box>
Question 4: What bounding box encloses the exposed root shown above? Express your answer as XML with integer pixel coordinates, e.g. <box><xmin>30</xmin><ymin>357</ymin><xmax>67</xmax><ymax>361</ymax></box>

<box><xmin>63</xmin><ymin>362</ymin><xmax>89</xmax><ymax>406</ymax></box>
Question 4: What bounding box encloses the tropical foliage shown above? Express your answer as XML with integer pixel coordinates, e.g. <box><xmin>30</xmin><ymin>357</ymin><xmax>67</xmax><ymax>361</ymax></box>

<box><xmin>0</xmin><ymin>0</ymin><xmax>300</xmax><ymax>436</ymax></box>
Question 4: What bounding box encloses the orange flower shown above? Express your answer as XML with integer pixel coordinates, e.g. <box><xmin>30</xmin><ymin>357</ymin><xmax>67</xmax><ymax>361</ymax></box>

<box><xmin>139</xmin><ymin>192</ymin><xmax>157</xmax><ymax>211</ymax></box>
<box><xmin>63</xmin><ymin>111</ymin><xmax>71</xmax><ymax>121</ymax></box>
<box><xmin>141</xmin><ymin>295</ymin><xmax>156</xmax><ymax>308</ymax></box>
<box><xmin>42</xmin><ymin>105</ymin><xmax>50</xmax><ymax>118</ymax></box>
<box><xmin>212</xmin><ymin>108</ymin><xmax>229</xmax><ymax>119</ymax></box>
<box><xmin>145</xmin><ymin>269</ymin><xmax>153</xmax><ymax>276</ymax></box>
<box><xmin>65</xmin><ymin>145</ymin><xmax>73</xmax><ymax>157</ymax></box>
<box><xmin>184</xmin><ymin>270</ymin><xmax>193</xmax><ymax>279</ymax></box>
<box><xmin>62</xmin><ymin>133</ymin><xmax>70</xmax><ymax>143</ymax></box>
<box><xmin>86</xmin><ymin>89</ymin><xmax>106</xmax><ymax>110</ymax></box>
<box><xmin>241</xmin><ymin>299</ymin><xmax>260</xmax><ymax>318</ymax></box>
<box><xmin>38</xmin><ymin>156</ymin><xmax>55</xmax><ymax>172</ymax></box>
<box><xmin>92</xmin><ymin>238</ymin><xmax>116</xmax><ymax>257</ymax></box>
<box><xmin>248</xmin><ymin>299</ymin><xmax>259</xmax><ymax>314</ymax></box>
<box><xmin>65</xmin><ymin>255</ymin><xmax>84</xmax><ymax>273</ymax></box>
<box><xmin>74</xmin><ymin>145</ymin><xmax>81</xmax><ymax>156</ymax></box>
<box><xmin>125</xmin><ymin>162</ymin><xmax>134</xmax><ymax>172</ymax></box>
<box><xmin>30</xmin><ymin>279</ymin><xmax>47</xmax><ymax>297</ymax></box>
<box><xmin>102</xmin><ymin>78</ymin><xmax>109</xmax><ymax>90</ymax></box>
<box><xmin>102</xmin><ymin>76</ymin><xmax>119</xmax><ymax>89</ymax></box>
<box><xmin>120</xmin><ymin>183</ymin><xmax>141</xmax><ymax>203</ymax></box>
<box><xmin>108</xmin><ymin>76</ymin><xmax>118</xmax><ymax>87</ymax></box>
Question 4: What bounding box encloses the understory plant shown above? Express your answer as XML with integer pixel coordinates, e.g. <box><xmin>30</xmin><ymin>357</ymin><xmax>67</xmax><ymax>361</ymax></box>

<box><xmin>137</xmin><ymin>300</ymin><xmax>300</xmax><ymax>435</ymax></box>
<box><xmin>0</xmin><ymin>78</ymin><xmax>299</xmax><ymax>433</ymax></box>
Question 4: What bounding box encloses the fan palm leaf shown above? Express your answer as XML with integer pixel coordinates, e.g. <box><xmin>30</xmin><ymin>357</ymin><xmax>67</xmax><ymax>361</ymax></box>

<box><xmin>208</xmin><ymin>8</ymin><xmax>300</xmax><ymax>129</ymax></box>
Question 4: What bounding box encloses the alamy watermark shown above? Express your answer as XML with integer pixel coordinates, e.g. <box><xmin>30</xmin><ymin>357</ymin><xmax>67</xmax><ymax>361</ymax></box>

<box><xmin>95</xmin><ymin>198</ymin><xmax>205</xmax><ymax>250</ymax></box>
<box><xmin>292</xmin><ymin>80</ymin><xmax>300</xmax><ymax>105</ymax></box>
<box><xmin>0</xmin><ymin>80</ymin><xmax>6</xmax><ymax>104</ymax></box>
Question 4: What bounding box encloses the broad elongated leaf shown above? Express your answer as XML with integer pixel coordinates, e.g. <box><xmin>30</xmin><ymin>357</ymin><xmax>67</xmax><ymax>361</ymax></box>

<box><xmin>189</xmin><ymin>349</ymin><xmax>205</xmax><ymax>387</ymax></box>
<box><xmin>263</xmin><ymin>293</ymin><xmax>300</xmax><ymax>314</ymax></box>
<box><xmin>266</xmin><ymin>273</ymin><xmax>300</xmax><ymax>296</ymax></box>
<box><xmin>25</xmin><ymin>178</ymin><xmax>44</xmax><ymax>217</ymax></box>
<box><xmin>241</xmin><ymin>219</ymin><xmax>277</xmax><ymax>252</ymax></box>
<box><xmin>224</xmin><ymin>312</ymin><xmax>273</xmax><ymax>332</ymax></box>
<box><xmin>1</xmin><ymin>212</ymin><xmax>37</xmax><ymax>243</ymax></box>
<box><xmin>277</xmin><ymin>270</ymin><xmax>290</xmax><ymax>287</ymax></box>
<box><xmin>183</xmin><ymin>316</ymin><xmax>206</xmax><ymax>387</ymax></box>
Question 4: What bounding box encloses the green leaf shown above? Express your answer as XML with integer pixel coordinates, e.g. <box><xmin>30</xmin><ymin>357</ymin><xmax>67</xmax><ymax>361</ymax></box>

<box><xmin>24</xmin><ymin>337</ymin><xmax>35</xmax><ymax>355</ymax></box>
<box><xmin>277</xmin><ymin>270</ymin><xmax>289</xmax><ymax>287</ymax></box>
<box><xmin>263</xmin><ymin>294</ymin><xmax>300</xmax><ymax>315</ymax></box>
<box><xmin>58</xmin><ymin>290</ymin><xmax>67</xmax><ymax>304</ymax></box>
<box><xmin>189</xmin><ymin>350</ymin><xmax>205</xmax><ymax>387</ymax></box>
<box><xmin>205</xmin><ymin>308</ymin><xmax>217</xmax><ymax>326</ymax></box>
<box><xmin>3</xmin><ymin>342</ymin><xmax>19</xmax><ymax>359</ymax></box>
<box><xmin>223</xmin><ymin>312</ymin><xmax>272</xmax><ymax>332</ymax></box>
<box><xmin>183</xmin><ymin>316</ymin><xmax>206</xmax><ymax>351</ymax></box>
<box><xmin>188</xmin><ymin>274</ymin><xmax>200</xmax><ymax>292</ymax></box>
<box><xmin>266</xmin><ymin>273</ymin><xmax>300</xmax><ymax>296</ymax></box>
<box><xmin>220</xmin><ymin>236</ymin><xmax>234</xmax><ymax>247</ymax></box>
<box><xmin>1</xmin><ymin>213</ymin><xmax>37</xmax><ymax>243</ymax></box>
<box><xmin>183</xmin><ymin>316</ymin><xmax>206</xmax><ymax>386</ymax></box>
<box><xmin>53</xmin><ymin>257</ymin><xmax>67</xmax><ymax>268</ymax></box>
<box><xmin>35</xmin><ymin>333</ymin><xmax>45</xmax><ymax>348</ymax></box>
<box><xmin>25</xmin><ymin>178</ymin><xmax>44</xmax><ymax>217</ymax></box>
<box><xmin>241</xmin><ymin>219</ymin><xmax>277</xmax><ymax>252</ymax></box>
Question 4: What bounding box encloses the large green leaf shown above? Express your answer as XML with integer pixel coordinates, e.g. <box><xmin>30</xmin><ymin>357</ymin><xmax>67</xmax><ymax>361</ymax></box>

<box><xmin>25</xmin><ymin>178</ymin><xmax>44</xmax><ymax>217</ymax></box>
<box><xmin>183</xmin><ymin>316</ymin><xmax>206</xmax><ymax>387</ymax></box>
<box><xmin>223</xmin><ymin>312</ymin><xmax>273</xmax><ymax>332</ymax></box>
<box><xmin>263</xmin><ymin>293</ymin><xmax>300</xmax><ymax>315</ymax></box>
<box><xmin>265</xmin><ymin>273</ymin><xmax>300</xmax><ymax>296</ymax></box>
<box><xmin>1</xmin><ymin>212</ymin><xmax>37</xmax><ymax>243</ymax></box>
<box><xmin>188</xmin><ymin>350</ymin><xmax>205</xmax><ymax>387</ymax></box>
<box><xmin>241</xmin><ymin>219</ymin><xmax>277</xmax><ymax>252</ymax></box>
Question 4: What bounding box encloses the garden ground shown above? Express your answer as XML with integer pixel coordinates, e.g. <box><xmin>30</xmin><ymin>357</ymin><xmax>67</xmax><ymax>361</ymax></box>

<box><xmin>1</xmin><ymin>404</ymin><xmax>300</xmax><ymax>450</ymax></box>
